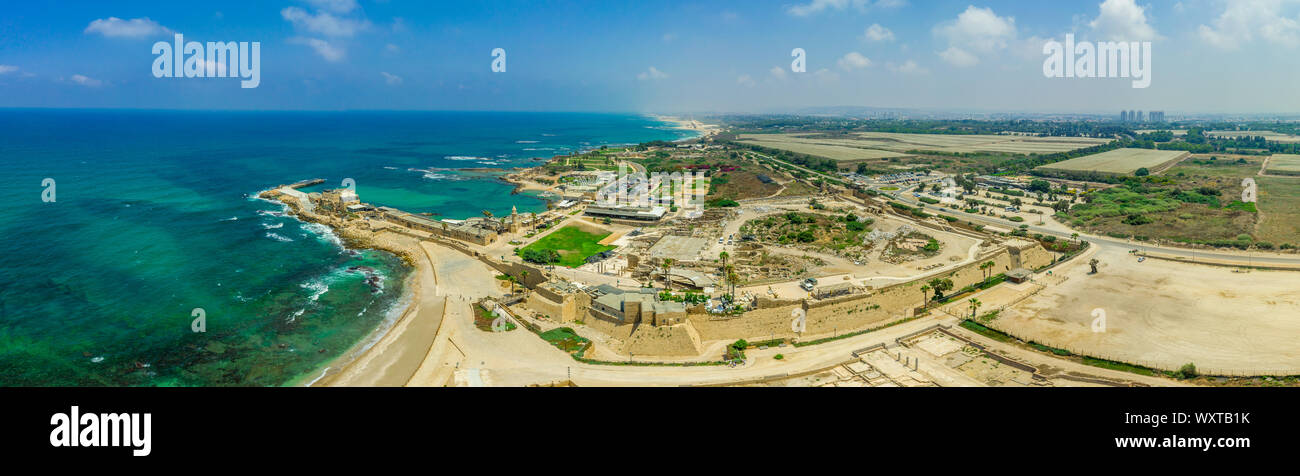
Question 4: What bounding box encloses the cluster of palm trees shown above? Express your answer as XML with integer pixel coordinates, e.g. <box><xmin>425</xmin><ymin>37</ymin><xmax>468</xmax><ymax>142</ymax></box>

<box><xmin>503</xmin><ymin>269</ymin><xmax>529</xmax><ymax>295</ymax></box>
<box><xmin>719</xmin><ymin>252</ymin><xmax>738</xmax><ymax>298</ymax></box>
<box><xmin>979</xmin><ymin>260</ymin><xmax>995</xmax><ymax>283</ymax></box>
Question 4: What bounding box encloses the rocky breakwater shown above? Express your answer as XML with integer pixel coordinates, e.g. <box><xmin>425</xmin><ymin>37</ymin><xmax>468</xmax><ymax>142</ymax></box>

<box><xmin>257</xmin><ymin>187</ymin><xmax>419</xmax><ymax>268</ymax></box>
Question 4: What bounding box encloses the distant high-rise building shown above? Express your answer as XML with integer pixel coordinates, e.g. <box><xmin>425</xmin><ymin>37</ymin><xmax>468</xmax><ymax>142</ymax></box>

<box><xmin>1120</xmin><ymin>110</ymin><xmax>1128</xmax><ymax>122</ymax></box>
<box><xmin>1136</xmin><ymin>110</ymin><xmax>1145</xmax><ymax>122</ymax></box>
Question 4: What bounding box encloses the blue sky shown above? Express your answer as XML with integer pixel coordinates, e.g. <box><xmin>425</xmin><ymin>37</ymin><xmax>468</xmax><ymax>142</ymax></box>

<box><xmin>0</xmin><ymin>0</ymin><xmax>1297</xmax><ymax>114</ymax></box>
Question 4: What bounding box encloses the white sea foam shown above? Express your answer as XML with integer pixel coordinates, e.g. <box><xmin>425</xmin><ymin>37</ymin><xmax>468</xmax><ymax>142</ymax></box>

<box><xmin>300</xmin><ymin>222</ymin><xmax>343</xmax><ymax>249</ymax></box>
<box><xmin>265</xmin><ymin>232</ymin><xmax>294</xmax><ymax>242</ymax></box>
<box><xmin>445</xmin><ymin>155</ymin><xmax>486</xmax><ymax>161</ymax></box>
<box><xmin>262</xmin><ymin>222</ymin><xmax>284</xmax><ymax>230</ymax></box>
<box><xmin>287</xmin><ymin>307</ymin><xmax>307</xmax><ymax>323</ymax></box>
<box><xmin>516</xmin><ymin>140</ymin><xmax>539</xmax><ymax>144</ymax></box>
<box><xmin>301</xmin><ymin>280</ymin><xmax>329</xmax><ymax>302</ymax></box>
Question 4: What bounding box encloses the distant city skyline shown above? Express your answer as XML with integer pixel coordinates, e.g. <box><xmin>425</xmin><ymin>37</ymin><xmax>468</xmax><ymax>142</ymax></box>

<box><xmin>1</xmin><ymin>0</ymin><xmax>1298</xmax><ymax>114</ymax></box>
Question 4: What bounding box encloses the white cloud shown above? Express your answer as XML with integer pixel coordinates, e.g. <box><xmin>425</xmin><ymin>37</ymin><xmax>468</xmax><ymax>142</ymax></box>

<box><xmin>303</xmin><ymin>0</ymin><xmax>359</xmax><ymax>14</ymax></box>
<box><xmin>637</xmin><ymin>66</ymin><xmax>668</xmax><ymax>81</ymax></box>
<box><xmin>933</xmin><ymin>6</ymin><xmax>1017</xmax><ymax>67</ymax></box>
<box><xmin>937</xmin><ymin>47</ymin><xmax>979</xmax><ymax>67</ymax></box>
<box><xmin>281</xmin><ymin>6</ymin><xmax>369</xmax><ymax>37</ymax></box>
<box><xmin>380</xmin><ymin>72</ymin><xmax>402</xmax><ymax>85</ymax></box>
<box><xmin>0</xmin><ymin>65</ymin><xmax>18</xmax><ymax>75</ymax></box>
<box><xmin>1198</xmin><ymin>0</ymin><xmax>1300</xmax><ymax>50</ymax></box>
<box><xmin>863</xmin><ymin>24</ymin><xmax>895</xmax><ymax>42</ymax></box>
<box><xmin>887</xmin><ymin>60</ymin><xmax>927</xmax><ymax>74</ymax></box>
<box><xmin>737</xmin><ymin>74</ymin><xmax>756</xmax><ymax>87</ymax></box>
<box><xmin>786</xmin><ymin>0</ymin><xmax>905</xmax><ymax>17</ymax></box>
<box><xmin>770</xmin><ymin>66</ymin><xmax>789</xmax><ymax>80</ymax></box>
<box><xmin>814</xmin><ymin>68</ymin><xmax>840</xmax><ymax>83</ymax></box>
<box><xmin>83</xmin><ymin>17</ymin><xmax>171</xmax><ymax>38</ymax></box>
<box><xmin>289</xmin><ymin>37</ymin><xmax>345</xmax><ymax>61</ymax></box>
<box><xmin>788</xmin><ymin>0</ymin><xmax>851</xmax><ymax>17</ymax></box>
<box><xmin>1089</xmin><ymin>0</ymin><xmax>1159</xmax><ymax>41</ymax></box>
<box><xmin>68</xmin><ymin>74</ymin><xmax>102</xmax><ymax>87</ymax></box>
<box><xmin>837</xmin><ymin>52</ymin><xmax>873</xmax><ymax>70</ymax></box>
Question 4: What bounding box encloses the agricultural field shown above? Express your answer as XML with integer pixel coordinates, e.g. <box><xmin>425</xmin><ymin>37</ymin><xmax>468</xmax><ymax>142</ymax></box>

<box><xmin>1265</xmin><ymin>154</ymin><xmax>1300</xmax><ymax>176</ymax></box>
<box><xmin>1036</xmin><ymin>148</ymin><xmax>1188</xmax><ymax>175</ymax></box>
<box><xmin>736</xmin><ymin>134</ymin><xmax>913</xmax><ymax>161</ymax></box>
<box><xmin>850</xmin><ymin>132</ymin><xmax>1111</xmax><ymax>154</ymax></box>
<box><xmin>517</xmin><ymin>224</ymin><xmax>616</xmax><ymax>267</ymax></box>
<box><xmin>736</xmin><ymin>132</ymin><xmax>1110</xmax><ymax>160</ymax></box>
<box><xmin>1255</xmin><ymin>176</ymin><xmax>1300</xmax><ymax>247</ymax></box>
<box><xmin>1208</xmin><ymin>130</ymin><xmax>1300</xmax><ymax>143</ymax></box>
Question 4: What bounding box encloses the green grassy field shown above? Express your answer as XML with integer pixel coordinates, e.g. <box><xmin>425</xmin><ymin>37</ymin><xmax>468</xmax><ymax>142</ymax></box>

<box><xmin>1166</xmin><ymin>154</ymin><xmax>1263</xmax><ymax>180</ymax></box>
<box><xmin>518</xmin><ymin>225</ymin><xmax>616</xmax><ymax>268</ymax></box>
<box><xmin>1256</xmin><ymin>176</ymin><xmax>1300</xmax><ymax>246</ymax></box>
<box><xmin>1067</xmin><ymin>182</ymin><xmax>1256</xmax><ymax>244</ymax></box>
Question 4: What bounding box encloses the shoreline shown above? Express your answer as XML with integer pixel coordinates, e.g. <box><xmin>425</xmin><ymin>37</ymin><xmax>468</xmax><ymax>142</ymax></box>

<box><xmin>258</xmin><ymin>186</ymin><xmax>433</xmax><ymax>387</ymax></box>
<box><xmin>269</xmin><ymin>114</ymin><xmax>711</xmax><ymax>386</ymax></box>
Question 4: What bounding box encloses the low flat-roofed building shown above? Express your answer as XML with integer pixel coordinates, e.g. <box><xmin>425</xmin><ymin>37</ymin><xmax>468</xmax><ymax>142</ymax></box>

<box><xmin>813</xmin><ymin>282</ymin><xmax>857</xmax><ymax>300</ymax></box>
<box><xmin>1006</xmin><ymin>268</ymin><xmax>1033</xmax><ymax>284</ymax></box>
<box><xmin>588</xmin><ymin>287</ymin><xmax>686</xmax><ymax>326</ymax></box>
<box><xmin>584</xmin><ymin>205</ymin><xmax>667</xmax><ymax>222</ymax></box>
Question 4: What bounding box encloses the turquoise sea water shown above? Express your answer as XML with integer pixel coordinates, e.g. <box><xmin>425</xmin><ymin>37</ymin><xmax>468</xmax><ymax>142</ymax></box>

<box><xmin>0</xmin><ymin>110</ymin><xmax>692</xmax><ymax>386</ymax></box>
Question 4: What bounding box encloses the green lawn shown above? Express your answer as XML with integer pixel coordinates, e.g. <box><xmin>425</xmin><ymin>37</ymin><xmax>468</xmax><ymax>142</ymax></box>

<box><xmin>539</xmin><ymin>327</ymin><xmax>590</xmax><ymax>353</ymax></box>
<box><xmin>518</xmin><ymin>226</ymin><xmax>616</xmax><ymax>268</ymax></box>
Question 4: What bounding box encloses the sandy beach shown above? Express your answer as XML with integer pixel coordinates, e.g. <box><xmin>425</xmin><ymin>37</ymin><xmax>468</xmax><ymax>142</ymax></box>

<box><xmin>311</xmin><ymin>233</ymin><xmax>448</xmax><ymax>386</ymax></box>
<box><xmin>653</xmin><ymin>114</ymin><xmax>720</xmax><ymax>140</ymax></box>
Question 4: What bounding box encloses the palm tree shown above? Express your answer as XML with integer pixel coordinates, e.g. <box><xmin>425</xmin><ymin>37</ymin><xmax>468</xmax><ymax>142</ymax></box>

<box><xmin>920</xmin><ymin>284</ymin><xmax>931</xmax><ymax>307</ymax></box>
<box><xmin>520</xmin><ymin>270</ymin><xmax>529</xmax><ymax>289</ymax></box>
<box><xmin>1071</xmin><ymin>232</ymin><xmax>1080</xmax><ymax>245</ymax></box>
<box><xmin>719</xmin><ymin>251</ymin><xmax>729</xmax><ymax>272</ymax></box>
<box><xmin>661</xmin><ymin>258</ymin><xmax>675</xmax><ymax>290</ymax></box>
<box><xmin>969</xmin><ymin>298</ymin><xmax>982</xmax><ymax>318</ymax></box>
<box><xmin>725</xmin><ymin>265</ymin><xmax>738</xmax><ymax>298</ymax></box>
<box><xmin>505</xmin><ymin>275</ymin><xmax>517</xmax><ymax>294</ymax></box>
<box><xmin>980</xmin><ymin>261</ymin><xmax>995</xmax><ymax>284</ymax></box>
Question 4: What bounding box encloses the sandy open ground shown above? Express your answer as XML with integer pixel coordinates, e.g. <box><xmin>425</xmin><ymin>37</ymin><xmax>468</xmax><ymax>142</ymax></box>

<box><xmin>991</xmin><ymin>244</ymin><xmax>1300</xmax><ymax>376</ymax></box>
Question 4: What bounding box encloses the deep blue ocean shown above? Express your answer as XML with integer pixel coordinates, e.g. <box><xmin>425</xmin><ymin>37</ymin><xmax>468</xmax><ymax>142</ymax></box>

<box><xmin>0</xmin><ymin>110</ymin><xmax>691</xmax><ymax>386</ymax></box>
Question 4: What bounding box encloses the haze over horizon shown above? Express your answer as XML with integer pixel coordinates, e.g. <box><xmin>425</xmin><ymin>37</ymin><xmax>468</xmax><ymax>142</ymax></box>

<box><xmin>2</xmin><ymin>0</ymin><xmax>1298</xmax><ymax>115</ymax></box>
